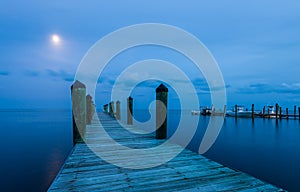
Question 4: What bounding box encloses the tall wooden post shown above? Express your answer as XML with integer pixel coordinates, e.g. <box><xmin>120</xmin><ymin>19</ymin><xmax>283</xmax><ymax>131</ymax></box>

<box><xmin>71</xmin><ymin>80</ymin><xmax>86</xmax><ymax>145</ymax></box>
<box><xmin>286</xmin><ymin>108</ymin><xmax>289</xmax><ymax>120</ymax></box>
<box><xmin>156</xmin><ymin>84</ymin><xmax>168</xmax><ymax>139</ymax></box>
<box><xmin>279</xmin><ymin>107</ymin><xmax>282</xmax><ymax>119</ymax></box>
<box><xmin>251</xmin><ymin>104</ymin><xmax>255</xmax><ymax>119</ymax></box>
<box><xmin>262</xmin><ymin>106</ymin><xmax>266</xmax><ymax>118</ymax></box>
<box><xmin>127</xmin><ymin>97</ymin><xmax>133</xmax><ymax>125</ymax></box>
<box><xmin>298</xmin><ymin>107</ymin><xmax>300</xmax><ymax>120</ymax></box>
<box><xmin>223</xmin><ymin>105</ymin><xmax>227</xmax><ymax>117</ymax></box>
<box><xmin>116</xmin><ymin>100</ymin><xmax>121</xmax><ymax>120</ymax></box>
<box><xmin>234</xmin><ymin>105</ymin><xmax>238</xmax><ymax>118</ymax></box>
<box><xmin>294</xmin><ymin>105</ymin><xmax>297</xmax><ymax>118</ymax></box>
<box><xmin>86</xmin><ymin>94</ymin><xmax>95</xmax><ymax>125</ymax></box>
<box><xmin>267</xmin><ymin>107</ymin><xmax>270</xmax><ymax>118</ymax></box>
<box><xmin>109</xmin><ymin>102</ymin><xmax>111</xmax><ymax>115</ymax></box>
<box><xmin>103</xmin><ymin>104</ymin><xmax>108</xmax><ymax>113</ymax></box>
<box><xmin>275</xmin><ymin>103</ymin><xmax>279</xmax><ymax>120</ymax></box>
<box><xmin>109</xmin><ymin>101</ymin><xmax>115</xmax><ymax>117</ymax></box>
<box><xmin>105</xmin><ymin>104</ymin><xmax>108</xmax><ymax>113</ymax></box>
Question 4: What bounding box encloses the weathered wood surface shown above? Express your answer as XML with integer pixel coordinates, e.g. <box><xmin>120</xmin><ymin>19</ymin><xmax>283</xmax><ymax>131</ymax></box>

<box><xmin>49</xmin><ymin>113</ymin><xmax>284</xmax><ymax>192</ymax></box>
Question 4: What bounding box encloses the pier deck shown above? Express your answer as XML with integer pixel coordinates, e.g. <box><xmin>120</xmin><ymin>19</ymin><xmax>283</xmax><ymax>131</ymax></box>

<box><xmin>49</xmin><ymin>113</ymin><xmax>284</xmax><ymax>191</ymax></box>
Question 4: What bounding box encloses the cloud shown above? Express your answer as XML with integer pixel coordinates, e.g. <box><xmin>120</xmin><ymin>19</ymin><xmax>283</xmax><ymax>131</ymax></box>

<box><xmin>46</xmin><ymin>69</ymin><xmax>74</xmax><ymax>82</ymax></box>
<box><xmin>237</xmin><ymin>83</ymin><xmax>300</xmax><ymax>94</ymax></box>
<box><xmin>137</xmin><ymin>80</ymin><xmax>162</xmax><ymax>88</ymax></box>
<box><xmin>99</xmin><ymin>74</ymin><xmax>230</xmax><ymax>96</ymax></box>
<box><xmin>24</xmin><ymin>70</ymin><xmax>39</xmax><ymax>77</ymax></box>
<box><xmin>97</xmin><ymin>75</ymin><xmax>115</xmax><ymax>85</ymax></box>
<box><xmin>63</xmin><ymin>77</ymin><xmax>74</xmax><ymax>82</ymax></box>
<box><xmin>0</xmin><ymin>71</ymin><xmax>10</xmax><ymax>76</ymax></box>
<box><xmin>193</xmin><ymin>77</ymin><xmax>230</xmax><ymax>94</ymax></box>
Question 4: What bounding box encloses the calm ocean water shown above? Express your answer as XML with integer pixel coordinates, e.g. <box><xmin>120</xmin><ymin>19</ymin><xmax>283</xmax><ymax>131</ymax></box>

<box><xmin>0</xmin><ymin>110</ymin><xmax>73</xmax><ymax>192</ymax></box>
<box><xmin>1</xmin><ymin>109</ymin><xmax>299</xmax><ymax>191</ymax></box>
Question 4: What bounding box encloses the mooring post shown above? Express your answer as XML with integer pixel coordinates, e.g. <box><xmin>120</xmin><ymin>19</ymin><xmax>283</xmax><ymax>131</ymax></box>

<box><xmin>108</xmin><ymin>102</ymin><xmax>111</xmax><ymax>114</ymax></box>
<box><xmin>103</xmin><ymin>104</ymin><xmax>108</xmax><ymax>113</ymax></box>
<box><xmin>294</xmin><ymin>105</ymin><xmax>297</xmax><ymax>118</ymax></box>
<box><xmin>234</xmin><ymin>105</ymin><xmax>238</xmax><ymax>118</ymax></box>
<box><xmin>86</xmin><ymin>94</ymin><xmax>95</xmax><ymax>125</ymax></box>
<box><xmin>298</xmin><ymin>107</ymin><xmax>300</xmax><ymax>120</ymax></box>
<box><xmin>109</xmin><ymin>101</ymin><xmax>115</xmax><ymax>117</ymax></box>
<box><xmin>156</xmin><ymin>84</ymin><xmax>168</xmax><ymax>139</ymax></box>
<box><xmin>71</xmin><ymin>80</ymin><xmax>86</xmax><ymax>145</ymax></box>
<box><xmin>279</xmin><ymin>107</ymin><xmax>282</xmax><ymax>119</ymax></box>
<box><xmin>211</xmin><ymin>105</ymin><xmax>215</xmax><ymax>115</ymax></box>
<box><xmin>251</xmin><ymin>104</ymin><xmax>255</xmax><ymax>119</ymax></box>
<box><xmin>286</xmin><ymin>108</ymin><xmax>289</xmax><ymax>120</ymax></box>
<box><xmin>116</xmin><ymin>100</ymin><xmax>120</xmax><ymax>120</ymax></box>
<box><xmin>275</xmin><ymin>103</ymin><xmax>279</xmax><ymax>120</ymax></box>
<box><xmin>127</xmin><ymin>96</ymin><xmax>133</xmax><ymax>125</ymax></box>
<box><xmin>262</xmin><ymin>106</ymin><xmax>266</xmax><ymax>118</ymax></box>
<box><xmin>267</xmin><ymin>107</ymin><xmax>270</xmax><ymax>118</ymax></box>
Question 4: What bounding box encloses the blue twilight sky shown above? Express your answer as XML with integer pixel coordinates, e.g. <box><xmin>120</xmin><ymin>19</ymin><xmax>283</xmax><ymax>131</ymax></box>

<box><xmin>1</xmin><ymin>0</ymin><xmax>300</xmax><ymax>110</ymax></box>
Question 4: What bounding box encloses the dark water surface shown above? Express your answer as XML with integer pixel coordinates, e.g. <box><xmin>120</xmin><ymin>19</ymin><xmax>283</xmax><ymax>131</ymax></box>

<box><xmin>1</xmin><ymin>109</ymin><xmax>299</xmax><ymax>191</ymax></box>
<box><xmin>0</xmin><ymin>110</ymin><xmax>73</xmax><ymax>192</ymax></box>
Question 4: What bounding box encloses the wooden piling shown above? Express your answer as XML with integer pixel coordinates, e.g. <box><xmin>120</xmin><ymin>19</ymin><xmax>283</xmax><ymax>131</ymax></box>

<box><xmin>71</xmin><ymin>80</ymin><xmax>86</xmax><ymax>145</ymax></box>
<box><xmin>116</xmin><ymin>100</ymin><xmax>120</xmax><ymax>120</ymax></box>
<box><xmin>262</xmin><ymin>106</ymin><xmax>266</xmax><ymax>118</ymax></box>
<box><xmin>109</xmin><ymin>101</ymin><xmax>115</xmax><ymax>117</ymax></box>
<box><xmin>294</xmin><ymin>105</ymin><xmax>297</xmax><ymax>118</ymax></box>
<box><xmin>286</xmin><ymin>108</ymin><xmax>289</xmax><ymax>120</ymax></box>
<box><xmin>103</xmin><ymin>104</ymin><xmax>108</xmax><ymax>113</ymax></box>
<box><xmin>234</xmin><ymin>105</ymin><xmax>238</xmax><ymax>118</ymax></box>
<box><xmin>279</xmin><ymin>107</ymin><xmax>282</xmax><ymax>119</ymax></box>
<box><xmin>108</xmin><ymin>102</ymin><xmax>111</xmax><ymax>115</ymax></box>
<box><xmin>86</xmin><ymin>95</ymin><xmax>95</xmax><ymax>125</ymax></box>
<box><xmin>298</xmin><ymin>107</ymin><xmax>300</xmax><ymax>120</ymax></box>
<box><xmin>156</xmin><ymin>84</ymin><xmax>168</xmax><ymax>139</ymax></box>
<box><xmin>267</xmin><ymin>107</ymin><xmax>270</xmax><ymax>118</ymax></box>
<box><xmin>109</xmin><ymin>102</ymin><xmax>111</xmax><ymax>115</ymax></box>
<box><xmin>127</xmin><ymin>97</ymin><xmax>133</xmax><ymax>125</ymax></box>
<box><xmin>275</xmin><ymin>103</ymin><xmax>279</xmax><ymax>120</ymax></box>
<box><xmin>251</xmin><ymin>104</ymin><xmax>254</xmax><ymax>119</ymax></box>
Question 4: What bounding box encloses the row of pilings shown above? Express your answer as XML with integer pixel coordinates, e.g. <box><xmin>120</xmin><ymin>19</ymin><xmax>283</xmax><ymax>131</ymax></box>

<box><xmin>232</xmin><ymin>104</ymin><xmax>300</xmax><ymax>120</ymax></box>
<box><xmin>71</xmin><ymin>81</ymin><xmax>169</xmax><ymax>144</ymax></box>
<box><xmin>102</xmin><ymin>83</ymin><xmax>168</xmax><ymax>139</ymax></box>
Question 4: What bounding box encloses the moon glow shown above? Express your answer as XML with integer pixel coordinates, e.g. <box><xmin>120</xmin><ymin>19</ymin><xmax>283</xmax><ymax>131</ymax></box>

<box><xmin>51</xmin><ymin>34</ymin><xmax>61</xmax><ymax>44</ymax></box>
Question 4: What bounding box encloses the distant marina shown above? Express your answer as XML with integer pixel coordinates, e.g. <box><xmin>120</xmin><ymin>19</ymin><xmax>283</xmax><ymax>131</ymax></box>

<box><xmin>192</xmin><ymin>104</ymin><xmax>300</xmax><ymax>120</ymax></box>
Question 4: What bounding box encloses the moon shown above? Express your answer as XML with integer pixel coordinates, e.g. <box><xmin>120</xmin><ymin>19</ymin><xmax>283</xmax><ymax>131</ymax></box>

<box><xmin>51</xmin><ymin>34</ymin><xmax>61</xmax><ymax>45</ymax></box>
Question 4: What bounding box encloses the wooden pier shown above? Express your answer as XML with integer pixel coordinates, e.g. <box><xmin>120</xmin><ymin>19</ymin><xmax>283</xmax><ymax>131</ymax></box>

<box><xmin>48</xmin><ymin>113</ymin><xmax>284</xmax><ymax>192</ymax></box>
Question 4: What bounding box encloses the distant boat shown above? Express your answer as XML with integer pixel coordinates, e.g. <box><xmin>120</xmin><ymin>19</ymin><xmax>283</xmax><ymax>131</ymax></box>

<box><xmin>192</xmin><ymin>106</ymin><xmax>212</xmax><ymax>116</ymax></box>
<box><xmin>260</xmin><ymin>106</ymin><xmax>277</xmax><ymax>118</ymax></box>
<box><xmin>226</xmin><ymin>105</ymin><xmax>253</xmax><ymax>118</ymax></box>
<box><xmin>200</xmin><ymin>106</ymin><xmax>212</xmax><ymax>116</ymax></box>
<box><xmin>191</xmin><ymin>110</ymin><xmax>201</xmax><ymax>115</ymax></box>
